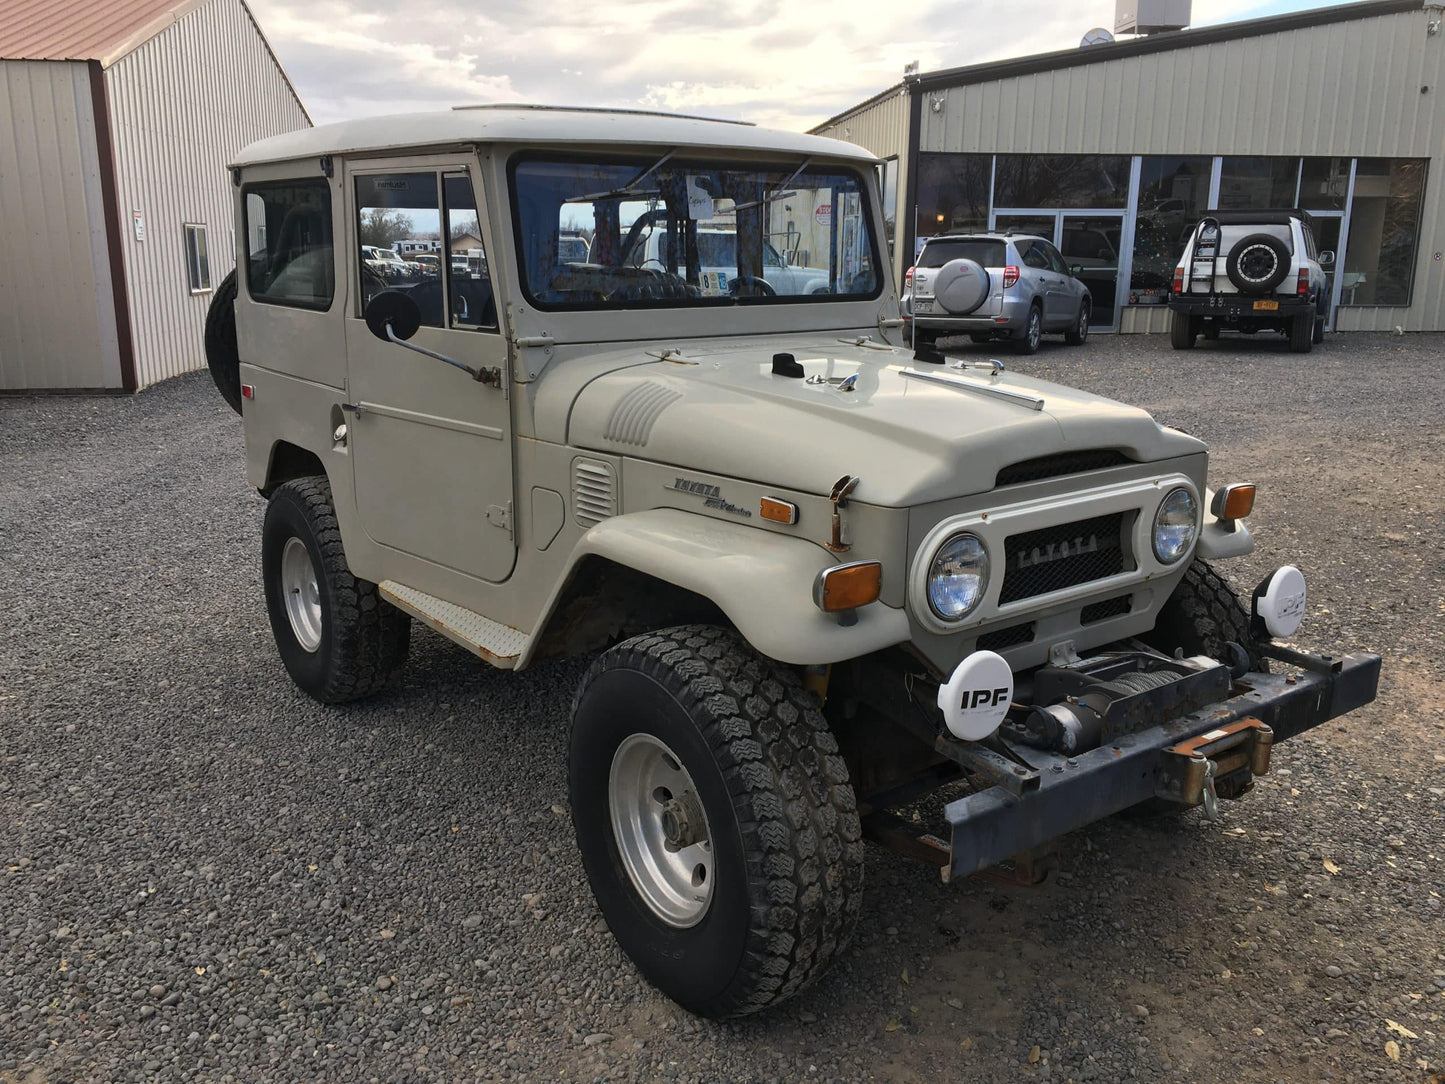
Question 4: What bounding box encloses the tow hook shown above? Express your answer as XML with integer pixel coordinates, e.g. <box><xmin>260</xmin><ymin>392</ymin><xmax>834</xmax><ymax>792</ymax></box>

<box><xmin>1158</xmin><ymin>717</ymin><xmax>1274</xmax><ymax>816</ymax></box>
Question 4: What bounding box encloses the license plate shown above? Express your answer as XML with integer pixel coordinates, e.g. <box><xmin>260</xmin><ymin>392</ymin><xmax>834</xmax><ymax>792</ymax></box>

<box><xmin>914</xmin><ymin>299</ymin><xmax>934</xmax><ymax>314</ymax></box>
<box><xmin>1253</xmin><ymin>299</ymin><xmax>1279</xmax><ymax>311</ymax></box>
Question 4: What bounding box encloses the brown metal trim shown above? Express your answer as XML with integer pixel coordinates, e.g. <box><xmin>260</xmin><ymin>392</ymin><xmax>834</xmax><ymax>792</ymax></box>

<box><xmin>87</xmin><ymin>60</ymin><xmax>138</xmax><ymax>393</ymax></box>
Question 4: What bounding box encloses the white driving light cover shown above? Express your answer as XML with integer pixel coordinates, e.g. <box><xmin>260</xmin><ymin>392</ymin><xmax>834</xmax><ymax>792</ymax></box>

<box><xmin>928</xmin><ymin>533</ymin><xmax>989</xmax><ymax>620</ymax></box>
<box><xmin>1254</xmin><ymin>565</ymin><xmax>1307</xmax><ymax>639</ymax></box>
<box><xmin>1153</xmin><ymin>487</ymin><xmax>1199</xmax><ymax>564</ymax></box>
<box><xmin>937</xmin><ymin>650</ymin><xmax>1014</xmax><ymax>741</ymax></box>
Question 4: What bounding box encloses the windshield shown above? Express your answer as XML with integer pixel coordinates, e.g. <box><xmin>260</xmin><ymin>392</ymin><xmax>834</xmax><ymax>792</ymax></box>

<box><xmin>511</xmin><ymin>155</ymin><xmax>880</xmax><ymax>309</ymax></box>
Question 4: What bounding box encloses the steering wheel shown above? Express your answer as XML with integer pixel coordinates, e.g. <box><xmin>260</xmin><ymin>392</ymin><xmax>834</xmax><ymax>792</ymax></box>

<box><xmin>727</xmin><ymin>275</ymin><xmax>776</xmax><ymax>298</ymax></box>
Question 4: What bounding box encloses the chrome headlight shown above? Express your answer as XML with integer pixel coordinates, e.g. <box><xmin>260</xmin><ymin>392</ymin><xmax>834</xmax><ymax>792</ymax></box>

<box><xmin>1153</xmin><ymin>487</ymin><xmax>1199</xmax><ymax>564</ymax></box>
<box><xmin>927</xmin><ymin>533</ymin><xmax>989</xmax><ymax>620</ymax></box>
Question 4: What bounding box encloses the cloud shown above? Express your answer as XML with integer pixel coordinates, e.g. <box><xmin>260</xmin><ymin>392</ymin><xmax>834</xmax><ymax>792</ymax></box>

<box><xmin>248</xmin><ymin>0</ymin><xmax>1321</xmax><ymax>131</ymax></box>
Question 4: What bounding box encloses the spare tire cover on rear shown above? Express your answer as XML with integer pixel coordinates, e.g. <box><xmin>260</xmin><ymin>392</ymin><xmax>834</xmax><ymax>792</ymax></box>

<box><xmin>932</xmin><ymin>258</ymin><xmax>990</xmax><ymax>315</ymax></box>
<box><xmin>1225</xmin><ymin>233</ymin><xmax>1291</xmax><ymax>295</ymax></box>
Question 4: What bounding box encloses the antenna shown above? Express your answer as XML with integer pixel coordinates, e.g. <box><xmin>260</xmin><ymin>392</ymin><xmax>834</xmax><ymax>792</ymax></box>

<box><xmin>1081</xmin><ymin>27</ymin><xmax>1116</xmax><ymax>47</ymax></box>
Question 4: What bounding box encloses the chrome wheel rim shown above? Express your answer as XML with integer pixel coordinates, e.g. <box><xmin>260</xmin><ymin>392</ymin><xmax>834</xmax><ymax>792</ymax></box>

<box><xmin>608</xmin><ymin>733</ymin><xmax>714</xmax><ymax>928</ymax></box>
<box><xmin>280</xmin><ymin>536</ymin><xmax>323</xmax><ymax>653</ymax></box>
<box><xmin>1079</xmin><ymin>306</ymin><xmax>1090</xmax><ymax>339</ymax></box>
<box><xmin>1028</xmin><ymin>310</ymin><xmax>1041</xmax><ymax>349</ymax></box>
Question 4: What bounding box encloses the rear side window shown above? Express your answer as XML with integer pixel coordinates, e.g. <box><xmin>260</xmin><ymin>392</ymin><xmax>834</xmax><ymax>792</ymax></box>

<box><xmin>244</xmin><ymin>180</ymin><xmax>334</xmax><ymax>309</ymax></box>
<box><xmin>919</xmin><ymin>239</ymin><xmax>1006</xmax><ymax>268</ymax></box>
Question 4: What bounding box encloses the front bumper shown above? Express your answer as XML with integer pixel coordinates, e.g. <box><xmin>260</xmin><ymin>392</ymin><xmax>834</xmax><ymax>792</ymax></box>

<box><xmin>942</xmin><ymin>647</ymin><xmax>1380</xmax><ymax>881</ymax></box>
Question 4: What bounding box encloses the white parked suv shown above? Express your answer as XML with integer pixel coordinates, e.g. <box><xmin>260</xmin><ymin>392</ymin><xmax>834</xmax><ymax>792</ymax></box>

<box><xmin>903</xmin><ymin>233</ymin><xmax>1093</xmax><ymax>356</ymax></box>
<box><xmin>1168</xmin><ymin>209</ymin><xmax>1329</xmax><ymax>352</ymax></box>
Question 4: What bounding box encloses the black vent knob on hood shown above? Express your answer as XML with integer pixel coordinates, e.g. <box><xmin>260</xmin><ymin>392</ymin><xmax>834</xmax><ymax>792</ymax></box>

<box><xmin>771</xmin><ymin>352</ymin><xmax>805</xmax><ymax>378</ymax></box>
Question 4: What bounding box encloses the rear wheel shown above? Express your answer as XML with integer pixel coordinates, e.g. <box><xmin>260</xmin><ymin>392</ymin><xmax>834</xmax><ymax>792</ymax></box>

<box><xmin>1011</xmin><ymin>303</ymin><xmax>1043</xmax><ymax>355</ymax></box>
<box><xmin>569</xmin><ymin>625</ymin><xmax>864</xmax><ymax>1018</ymax></box>
<box><xmin>1064</xmin><ymin>299</ymin><xmax>1091</xmax><ymax>345</ymax></box>
<box><xmin>262</xmin><ymin>477</ymin><xmax>411</xmax><ymax>703</ymax></box>
<box><xmin>1170</xmin><ymin>310</ymin><xmax>1196</xmax><ymax>350</ymax></box>
<box><xmin>1288</xmin><ymin>312</ymin><xmax>1314</xmax><ymax>353</ymax></box>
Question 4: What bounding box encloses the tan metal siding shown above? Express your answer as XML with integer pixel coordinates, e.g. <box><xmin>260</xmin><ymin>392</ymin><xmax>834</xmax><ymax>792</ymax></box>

<box><xmin>106</xmin><ymin>0</ymin><xmax>308</xmax><ymax>389</ymax></box>
<box><xmin>917</xmin><ymin>8</ymin><xmax>1445</xmax><ymax>330</ymax></box>
<box><xmin>0</xmin><ymin>60</ymin><xmax>120</xmax><ymax>389</ymax></box>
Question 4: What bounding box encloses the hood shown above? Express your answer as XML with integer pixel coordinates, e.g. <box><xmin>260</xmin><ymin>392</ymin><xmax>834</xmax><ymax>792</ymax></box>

<box><xmin>561</xmin><ymin>338</ymin><xmax>1204</xmax><ymax>507</ymax></box>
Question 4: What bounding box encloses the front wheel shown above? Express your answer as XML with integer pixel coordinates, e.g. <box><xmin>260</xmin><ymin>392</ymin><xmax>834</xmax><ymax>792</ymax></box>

<box><xmin>569</xmin><ymin>625</ymin><xmax>864</xmax><ymax>1018</ymax></box>
<box><xmin>1064</xmin><ymin>299</ymin><xmax>1091</xmax><ymax>345</ymax></box>
<box><xmin>1143</xmin><ymin>559</ymin><xmax>1266</xmax><ymax>672</ymax></box>
<box><xmin>262</xmin><ymin>477</ymin><xmax>410</xmax><ymax>703</ymax></box>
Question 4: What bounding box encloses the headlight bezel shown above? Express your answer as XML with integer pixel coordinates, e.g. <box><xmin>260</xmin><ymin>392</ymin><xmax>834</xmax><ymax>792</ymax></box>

<box><xmin>1152</xmin><ymin>485</ymin><xmax>1200</xmax><ymax>564</ymax></box>
<box><xmin>926</xmin><ymin>531</ymin><xmax>991</xmax><ymax>622</ymax></box>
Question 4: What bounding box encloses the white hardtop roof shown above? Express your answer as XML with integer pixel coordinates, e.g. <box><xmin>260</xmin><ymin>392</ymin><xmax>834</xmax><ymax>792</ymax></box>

<box><xmin>231</xmin><ymin>104</ymin><xmax>877</xmax><ymax>169</ymax></box>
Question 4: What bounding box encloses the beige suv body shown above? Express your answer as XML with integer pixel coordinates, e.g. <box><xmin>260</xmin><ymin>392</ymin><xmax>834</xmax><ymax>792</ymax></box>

<box><xmin>215</xmin><ymin>106</ymin><xmax>1379</xmax><ymax>1019</ymax></box>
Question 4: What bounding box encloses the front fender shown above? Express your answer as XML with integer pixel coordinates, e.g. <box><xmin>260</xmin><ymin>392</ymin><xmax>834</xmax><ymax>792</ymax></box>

<box><xmin>523</xmin><ymin>509</ymin><xmax>911</xmax><ymax>668</ymax></box>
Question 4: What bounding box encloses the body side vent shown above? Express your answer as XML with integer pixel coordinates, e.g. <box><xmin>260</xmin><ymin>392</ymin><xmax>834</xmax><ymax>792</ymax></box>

<box><xmin>573</xmin><ymin>458</ymin><xmax>617</xmax><ymax>527</ymax></box>
<box><xmin>604</xmin><ymin>382</ymin><xmax>683</xmax><ymax>447</ymax></box>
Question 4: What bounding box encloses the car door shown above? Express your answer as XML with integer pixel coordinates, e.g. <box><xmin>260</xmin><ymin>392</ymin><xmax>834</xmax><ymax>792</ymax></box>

<box><xmin>343</xmin><ymin>157</ymin><xmax>516</xmax><ymax>584</ymax></box>
<box><xmin>1020</xmin><ymin>241</ymin><xmax>1063</xmax><ymax>324</ymax></box>
<box><xmin>1043</xmin><ymin>241</ymin><xmax>1086</xmax><ymax>320</ymax></box>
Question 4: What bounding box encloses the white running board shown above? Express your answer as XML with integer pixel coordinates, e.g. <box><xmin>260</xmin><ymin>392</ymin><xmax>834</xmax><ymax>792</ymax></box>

<box><xmin>379</xmin><ymin>581</ymin><xmax>527</xmax><ymax>669</ymax></box>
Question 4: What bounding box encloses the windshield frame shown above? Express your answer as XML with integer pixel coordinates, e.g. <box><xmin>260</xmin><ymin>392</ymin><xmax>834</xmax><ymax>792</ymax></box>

<box><xmin>506</xmin><ymin>149</ymin><xmax>885</xmax><ymax>314</ymax></box>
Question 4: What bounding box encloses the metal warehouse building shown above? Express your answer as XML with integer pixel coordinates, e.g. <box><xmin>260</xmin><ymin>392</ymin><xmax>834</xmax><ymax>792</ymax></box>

<box><xmin>813</xmin><ymin>0</ymin><xmax>1443</xmax><ymax>334</ymax></box>
<box><xmin>0</xmin><ymin>0</ymin><xmax>310</xmax><ymax>393</ymax></box>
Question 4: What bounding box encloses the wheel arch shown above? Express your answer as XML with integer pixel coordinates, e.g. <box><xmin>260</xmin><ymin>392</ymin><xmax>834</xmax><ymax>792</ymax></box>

<box><xmin>262</xmin><ymin>440</ymin><xmax>327</xmax><ymax>497</ymax></box>
<box><xmin>521</xmin><ymin>509</ymin><xmax>910</xmax><ymax>669</ymax></box>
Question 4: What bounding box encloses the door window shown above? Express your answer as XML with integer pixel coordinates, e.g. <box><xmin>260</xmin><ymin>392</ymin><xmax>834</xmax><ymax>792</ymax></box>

<box><xmin>356</xmin><ymin>172</ymin><xmax>443</xmax><ymax>326</ymax></box>
<box><xmin>1020</xmin><ymin>241</ymin><xmax>1050</xmax><ymax>270</ymax></box>
<box><xmin>442</xmin><ymin>173</ymin><xmax>497</xmax><ymax>330</ymax></box>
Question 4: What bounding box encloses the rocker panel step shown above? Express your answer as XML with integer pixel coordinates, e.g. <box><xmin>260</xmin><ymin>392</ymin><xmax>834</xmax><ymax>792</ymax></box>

<box><xmin>379</xmin><ymin>581</ymin><xmax>527</xmax><ymax>669</ymax></box>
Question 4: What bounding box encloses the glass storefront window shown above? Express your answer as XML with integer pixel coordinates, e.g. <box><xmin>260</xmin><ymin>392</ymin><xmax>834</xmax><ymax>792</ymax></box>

<box><xmin>915</xmin><ymin>153</ymin><xmax>992</xmax><ymax>249</ymax></box>
<box><xmin>1131</xmin><ymin>156</ymin><xmax>1211</xmax><ymax>298</ymax></box>
<box><xmin>1299</xmin><ymin>157</ymin><xmax>1351</xmax><ymax>210</ymax></box>
<box><xmin>994</xmin><ymin>155</ymin><xmax>1130</xmax><ymax>209</ymax></box>
<box><xmin>1343</xmin><ymin>158</ymin><xmax>1427</xmax><ymax>306</ymax></box>
<box><xmin>1218</xmin><ymin>157</ymin><xmax>1300</xmax><ymax>209</ymax></box>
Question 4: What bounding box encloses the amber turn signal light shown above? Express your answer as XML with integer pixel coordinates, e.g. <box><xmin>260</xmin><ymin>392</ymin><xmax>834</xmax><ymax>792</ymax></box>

<box><xmin>760</xmin><ymin>496</ymin><xmax>799</xmax><ymax>525</ymax></box>
<box><xmin>1211</xmin><ymin>483</ymin><xmax>1256</xmax><ymax>521</ymax></box>
<box><xmin>812</xmin><ymin>561</ymin><xmax>882</xmax><ymax>613</ymax></box>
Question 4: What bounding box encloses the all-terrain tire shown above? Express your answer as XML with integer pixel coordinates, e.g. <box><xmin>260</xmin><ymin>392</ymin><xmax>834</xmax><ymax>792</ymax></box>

<box><xmin>1313</xmin><ymin>316</ymin><xmax>1326</xmax><ymax>345</ymax></box>
<box><xmin>1225</xmin><ymin>233</ymin><xmax>1291</xmax><ymax>294</ymax></box>
<box><xmin>1288</xmin><ymin>312</ymin><xmax>1314</xmax><ymax>353</ymax></box>
<box><xmin>1170</xmin><ymin>310</ymin><xmax>1196</xmax><ymax>349</ymax></box>
<box><xmin>262</xmin><ymin>476</ymin><xmax>410</xmax><ymax>703</ymax></box>
<box><xmin>569</xmin><ymin>624</ymin><xmax>865</xmax><ymax>1018</ymax></box>
<box><xmin>1144</xmin><ymin>559</ymin><xmax>1266</xmax><ymax>672</ymax></box>
<box><xmin>205</xmin><ymin>270</ymin><xmax>242</xmax><ymax>414</ymax></box>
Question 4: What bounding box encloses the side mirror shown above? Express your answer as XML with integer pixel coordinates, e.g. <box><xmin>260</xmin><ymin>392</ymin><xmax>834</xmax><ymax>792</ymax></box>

<box><xmin>1070</xmin><ymin>264</ymin><xmax>1084</xmax><ymax>276</ymax></box>
<box><xmin>364</xmin><ymin>290</ymin><xmax>421</xmax><ymax>343</ymax></box>
<box><xmin>1318</xmin><ymin>249</ymin><xmax>1336</xmax><ymax>267</ymax></box>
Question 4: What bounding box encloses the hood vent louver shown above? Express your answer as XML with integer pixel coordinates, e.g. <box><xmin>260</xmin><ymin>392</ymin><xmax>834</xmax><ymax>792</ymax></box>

<box><xmin>573</xmin><ymin>458</ymin><xmax>617</xmax><ymax>527</ymax></box>
<box><xmin>604</xmin><ymin>381</ymin><xmax>683</xmax><ymax>447</ymax></box>
<box><xmin>996</xmin><ymin>449</ymin><xmax>1133</xmax><ymax>488</ymax></box>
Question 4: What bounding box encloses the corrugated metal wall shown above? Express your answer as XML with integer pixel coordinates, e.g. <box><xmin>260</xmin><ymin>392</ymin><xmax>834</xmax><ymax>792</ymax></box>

<box><xmin>106</xmin><ymin>0</ymin><xmax>308</xmax><ymax>390</ymax></box>
<box><xmin>917</xmin><ymin>6</ymin><xmax>1444</xmax><ymax>331</ymax></box>
<box><xmin>812</xmin><ymin>88</ymin><xmax>913</xmax><ymax>286</ymax></box>
<box><xmin>0</xmin><ymin>60</ymin><xmax>121</xmax><ymax>389</ymax></box>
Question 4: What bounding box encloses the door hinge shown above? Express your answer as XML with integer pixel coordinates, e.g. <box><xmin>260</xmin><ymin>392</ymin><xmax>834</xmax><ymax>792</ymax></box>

<box><xmin>486</xmin><ymin>501</ymin><xmax>513</xmax><ymax>535</ymax></box>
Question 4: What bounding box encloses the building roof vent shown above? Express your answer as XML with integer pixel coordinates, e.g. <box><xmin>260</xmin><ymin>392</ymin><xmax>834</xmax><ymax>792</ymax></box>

<box><xmin>1115</xmin><ymin>0</ymin><xmax>1191</xmax><ymax>35</ymax></box>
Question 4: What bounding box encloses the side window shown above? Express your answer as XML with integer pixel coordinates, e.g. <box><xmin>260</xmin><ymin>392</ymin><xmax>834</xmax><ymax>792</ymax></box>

<box><xmin>244</xmin><ymin>180</ymin><xmax>334</xmax><ymax>309</ymax></box>
<box><xmin>443</xmin><ymin>174</ymin><xmax>496</xmax><ymax>330</ymax></box>
<box><xmin>184</xmin><ymin>224</ymin><xmax>212</xmax><ymax>293</ymax></box>
<box><xmin>356</xmin><ymin>172</ymin><xmax>440</xmax><ymax>326</ymax></box>
<box><xmin>1044</xmin><ymin>243</ymin><xmax>1071</xmax><ymax>275</ymax></box>
<box><xmin>1020</xmin><ymin>241</ymin><xmax>1049</xmax><ymax>270</ymax></box>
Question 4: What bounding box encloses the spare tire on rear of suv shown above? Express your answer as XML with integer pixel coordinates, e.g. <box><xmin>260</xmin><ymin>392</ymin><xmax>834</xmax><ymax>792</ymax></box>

<box><xmin>1225</xmin><ymin>233</ymin><xmax>1291</xmax><ymax>295</ymax></box>
<box><xmin>206</xmin><ymin>269</ymin><xmax>243</xmax><ymax>414</ymax></box>
<box><xmin>931</xmin><ymin>258</ymin><xmax>990</xmax><ymax>315</ymax></box>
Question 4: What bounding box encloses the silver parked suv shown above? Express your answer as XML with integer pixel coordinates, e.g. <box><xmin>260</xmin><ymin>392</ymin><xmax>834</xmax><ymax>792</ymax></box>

<box><xmin>904</xmin><ymin>232</ymin><xmax>1092</xmax><ymax>355</ymax></box>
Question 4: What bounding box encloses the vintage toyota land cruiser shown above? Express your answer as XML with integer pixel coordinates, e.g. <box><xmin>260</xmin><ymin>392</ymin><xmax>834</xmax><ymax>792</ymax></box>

<box><xmin>208</xmin><ymin>106</ymin><xmax>1380</xmax><ymax>1019</ymax></box>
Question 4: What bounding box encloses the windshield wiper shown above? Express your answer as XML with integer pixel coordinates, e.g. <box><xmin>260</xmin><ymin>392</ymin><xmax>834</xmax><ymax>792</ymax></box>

<box><xmin>732</xmin><ymin>157</ymin><xmax>813</xmax><ymax>212</ymax></box>
<box><xmin>565</xmin><ymin>150</ymin><xmax>677</xmax><ymax>204</ymax></box>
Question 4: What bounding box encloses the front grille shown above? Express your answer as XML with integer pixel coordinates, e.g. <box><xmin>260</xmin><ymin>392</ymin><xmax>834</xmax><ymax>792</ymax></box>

<box><xmin>999</xmin><ymin>513</ymin><xmax>1129</xmax><ymax>605</ymax></box>
<box><xmin>1081</xmin><ymin>595</ymin><xmax>1133</xmax><ymax>624</ymax></box>
<box><xmin>995</xmin><ymin>449</ymin><xmax>1132</xmax><ymax>488</ymax></box>
<box><xmin>977</xmin><ymin>623</ymin><xmax>1035</xmax><ymax>651</ymax></box>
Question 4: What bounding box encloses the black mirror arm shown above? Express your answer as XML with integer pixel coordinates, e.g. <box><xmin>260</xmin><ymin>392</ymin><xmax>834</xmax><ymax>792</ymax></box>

<box><xmin>383</xmin><ymin>323</ymin><xmax>493</xmax><ymax>383</ymax></box>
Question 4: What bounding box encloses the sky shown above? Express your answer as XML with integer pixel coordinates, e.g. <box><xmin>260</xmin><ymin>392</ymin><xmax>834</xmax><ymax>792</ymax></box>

<box><xmin>249</xmin><ymin>0</ymin><xmax>1329</xmax><ymax>133</ymax></box>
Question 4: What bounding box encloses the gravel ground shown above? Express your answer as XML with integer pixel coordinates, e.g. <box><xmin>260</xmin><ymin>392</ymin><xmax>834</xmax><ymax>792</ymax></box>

<box><xmin>1</xmin><ymin>331</ymin><xmax>1442</xmax><ymax>1084</ymax></box>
